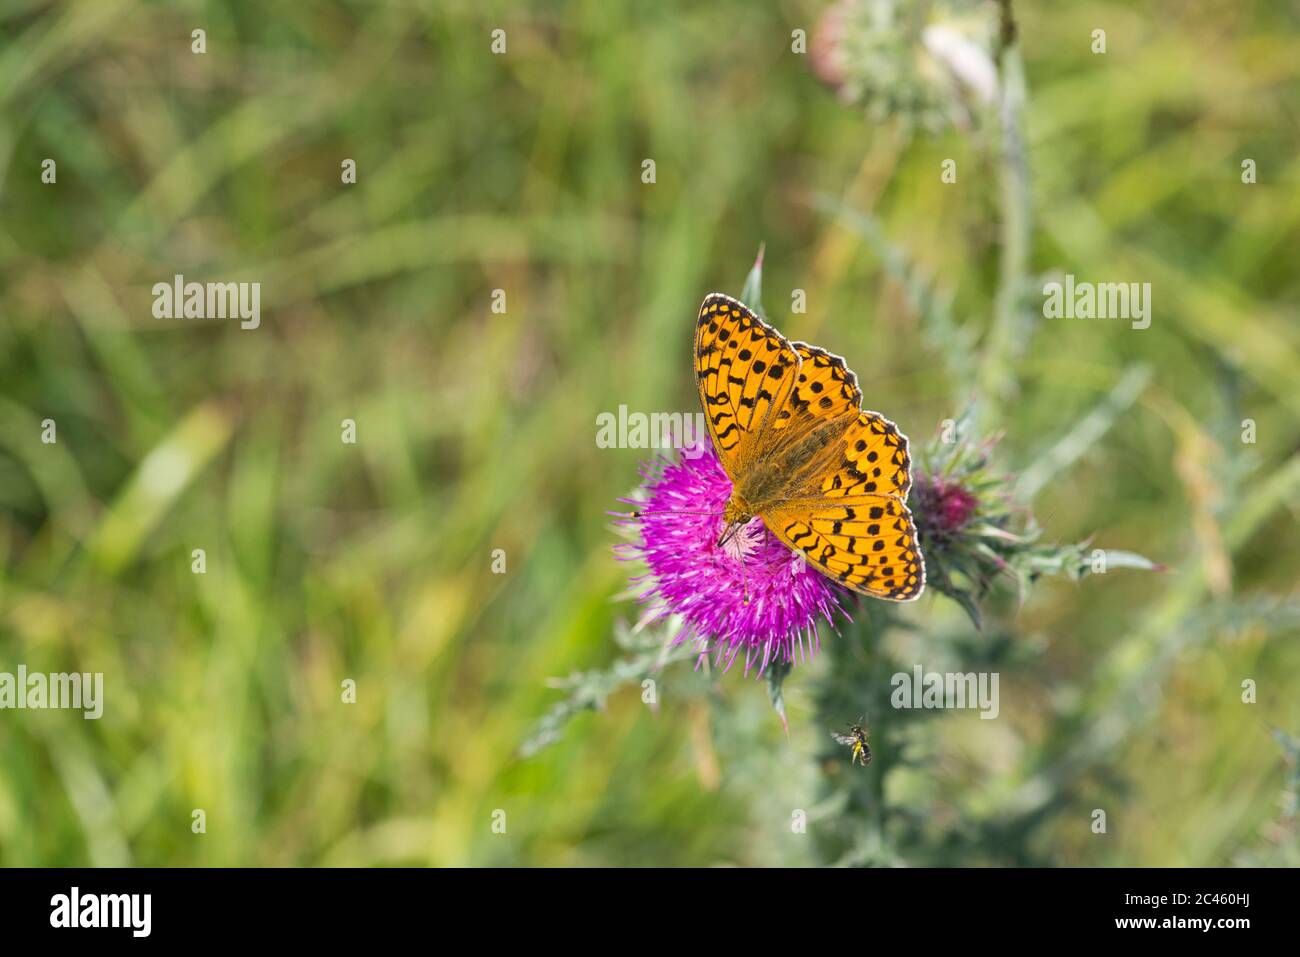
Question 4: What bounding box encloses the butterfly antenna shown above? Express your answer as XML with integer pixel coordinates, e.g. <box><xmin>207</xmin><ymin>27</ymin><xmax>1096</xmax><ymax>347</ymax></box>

<box><xmin>615</xmin><ymin>508</ymin><xmax>724</xmax><ymax>519</ymax></box>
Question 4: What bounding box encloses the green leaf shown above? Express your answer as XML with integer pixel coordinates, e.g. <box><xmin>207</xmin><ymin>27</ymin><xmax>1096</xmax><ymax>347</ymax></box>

<box><xmin>1015</xmin><ymin>364</ymin><xmax>1152</xmax><ymax>501</ymax></box>
<box><xmin>740</xmin><ymin>242</ymin><xmax>766</xmax><ymax>318</ymax></box>
<box><xmin>86</xmin><ymin>401</ymin><xmax>234</xmax><ymax>574</ymax></box>
<box><xmin>1096</xmin><ymin>549</ymin><xmax>1162</xmax><ymax>572</ymax></box>
<box><xmin>519</xmin><ymin>620</ymin><xmax>697</xmax><ymax>758</ymax></box>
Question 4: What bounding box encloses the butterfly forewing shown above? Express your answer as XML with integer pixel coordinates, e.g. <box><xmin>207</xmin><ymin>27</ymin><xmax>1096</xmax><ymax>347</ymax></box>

<box><xmin>694</xmin><ymin>293</ymin><xmax>799</xmax><ymax>472</ymax></box>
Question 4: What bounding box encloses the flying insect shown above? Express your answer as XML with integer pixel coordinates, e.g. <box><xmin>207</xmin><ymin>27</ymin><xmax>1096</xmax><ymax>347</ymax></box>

<box><xmin>831</xmin><ymin>717</ymin><xmax>872</xmax><ymax>767</ymax></box>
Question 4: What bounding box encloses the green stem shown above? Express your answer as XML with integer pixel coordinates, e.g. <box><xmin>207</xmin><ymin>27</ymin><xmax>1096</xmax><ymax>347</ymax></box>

<box><xmin>976</xmin><ymin>42</ymin><xmax>1033</xmax><ymax>426</ymax></box>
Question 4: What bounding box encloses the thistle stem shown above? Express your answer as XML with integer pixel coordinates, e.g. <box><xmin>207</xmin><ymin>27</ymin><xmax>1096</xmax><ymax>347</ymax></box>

<box><xmin>977</xmin><ymin>7</ymin><xmax>1033</xmax><ymax>426</ymax></box>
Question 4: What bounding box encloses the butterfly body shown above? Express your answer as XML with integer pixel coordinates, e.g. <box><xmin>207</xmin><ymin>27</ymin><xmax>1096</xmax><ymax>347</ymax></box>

<box><xmin>695</xmin><ymin>292</ymin><xmax>925</xmax><ymax>601</ymax></box>
<box><xmin>721</xmin><ymin>492</ymin><xmax>755</xmax><ymax>527</ymax></box>
<box><xmin>735</xmin><ymin>420</ymin><xmax>843</xmax><ymax>504</ymax></box>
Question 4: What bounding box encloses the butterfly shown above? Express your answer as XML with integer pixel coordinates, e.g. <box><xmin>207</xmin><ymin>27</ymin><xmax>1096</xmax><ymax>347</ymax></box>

<box><xmin>694</xmin><ymin>292</ymin><xmax>924</xmax><ymax>601</ymax></box>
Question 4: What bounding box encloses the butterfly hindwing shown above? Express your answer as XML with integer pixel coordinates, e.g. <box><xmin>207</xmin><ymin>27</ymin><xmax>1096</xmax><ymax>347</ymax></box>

<box><xmin>695</xmin><ymin>293</ymin><xmax>798</xmax><ymax>471</ymax></box>
<box><xmin>763</xmin><ymin>495</ymin><xmax>925</xmax><ymax>601</ymax></box>
<box><xmin>818</xmin><ymin>410</ymin><xmax>913</xmax><ymax>500</ymax></box>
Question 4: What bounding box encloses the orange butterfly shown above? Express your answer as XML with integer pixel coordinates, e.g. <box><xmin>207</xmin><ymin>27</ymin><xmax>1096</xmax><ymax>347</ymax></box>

<box><xmin>694</xmin><ymin>293</ymin><xmax>925</xmax><ymax>602</ymax></box>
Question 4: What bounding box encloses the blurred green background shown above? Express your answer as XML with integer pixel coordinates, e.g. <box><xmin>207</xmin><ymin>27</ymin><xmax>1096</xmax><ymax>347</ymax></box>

<box><xmin>1</xmin><ymin>0</ymin><xmax>1297</xmax><ymax>866</ymax></box>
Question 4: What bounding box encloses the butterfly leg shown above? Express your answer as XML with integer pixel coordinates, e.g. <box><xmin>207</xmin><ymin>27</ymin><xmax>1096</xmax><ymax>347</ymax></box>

<box><xmin>715</xmin><ymin>521</ymin><xmax>753</xmax><ymax>605</ymax></box>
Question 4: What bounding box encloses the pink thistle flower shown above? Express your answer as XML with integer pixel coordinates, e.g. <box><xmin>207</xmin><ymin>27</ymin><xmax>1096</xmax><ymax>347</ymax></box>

<box><xmin>913</xmin><ymin>475</ymin><xmax>980</xmax><ymax>537</ymax></box>
<box><xmin>614</xmin><ymin>442</ymin><xmax>851</xmax><ymax>676</ymax></box>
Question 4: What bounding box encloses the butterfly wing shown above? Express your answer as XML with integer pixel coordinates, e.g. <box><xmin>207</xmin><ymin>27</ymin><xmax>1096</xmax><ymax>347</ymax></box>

<box><xmin>694</xmin><ymin>293</ymin><xmax>799</xmax><ymax>476</ymax></box>
<box><xmin>819</xmin><ymin>410</ymin><xmax>914</xmax><ymax>500</ymax></box>
<box><xmin>764</xmin><ymin>493</ymin><xmax>926</xmax><ymax>601</ymax></box>
<box><xmin>769</xmin><ymin>342</ymin><xmax>861</xmax><ymax>433</ymax></box>
<box><xmin>755</xmin><ymin>345</ymin><xmax>910</xmax><ymax>492</ymax></box>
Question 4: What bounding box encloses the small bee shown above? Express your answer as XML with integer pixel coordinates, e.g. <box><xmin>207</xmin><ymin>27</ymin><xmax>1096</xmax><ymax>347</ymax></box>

<box><xmin>831</xmin><ymin>717</ymin><xmax>872</xmax><ymax>767</ymax></box>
